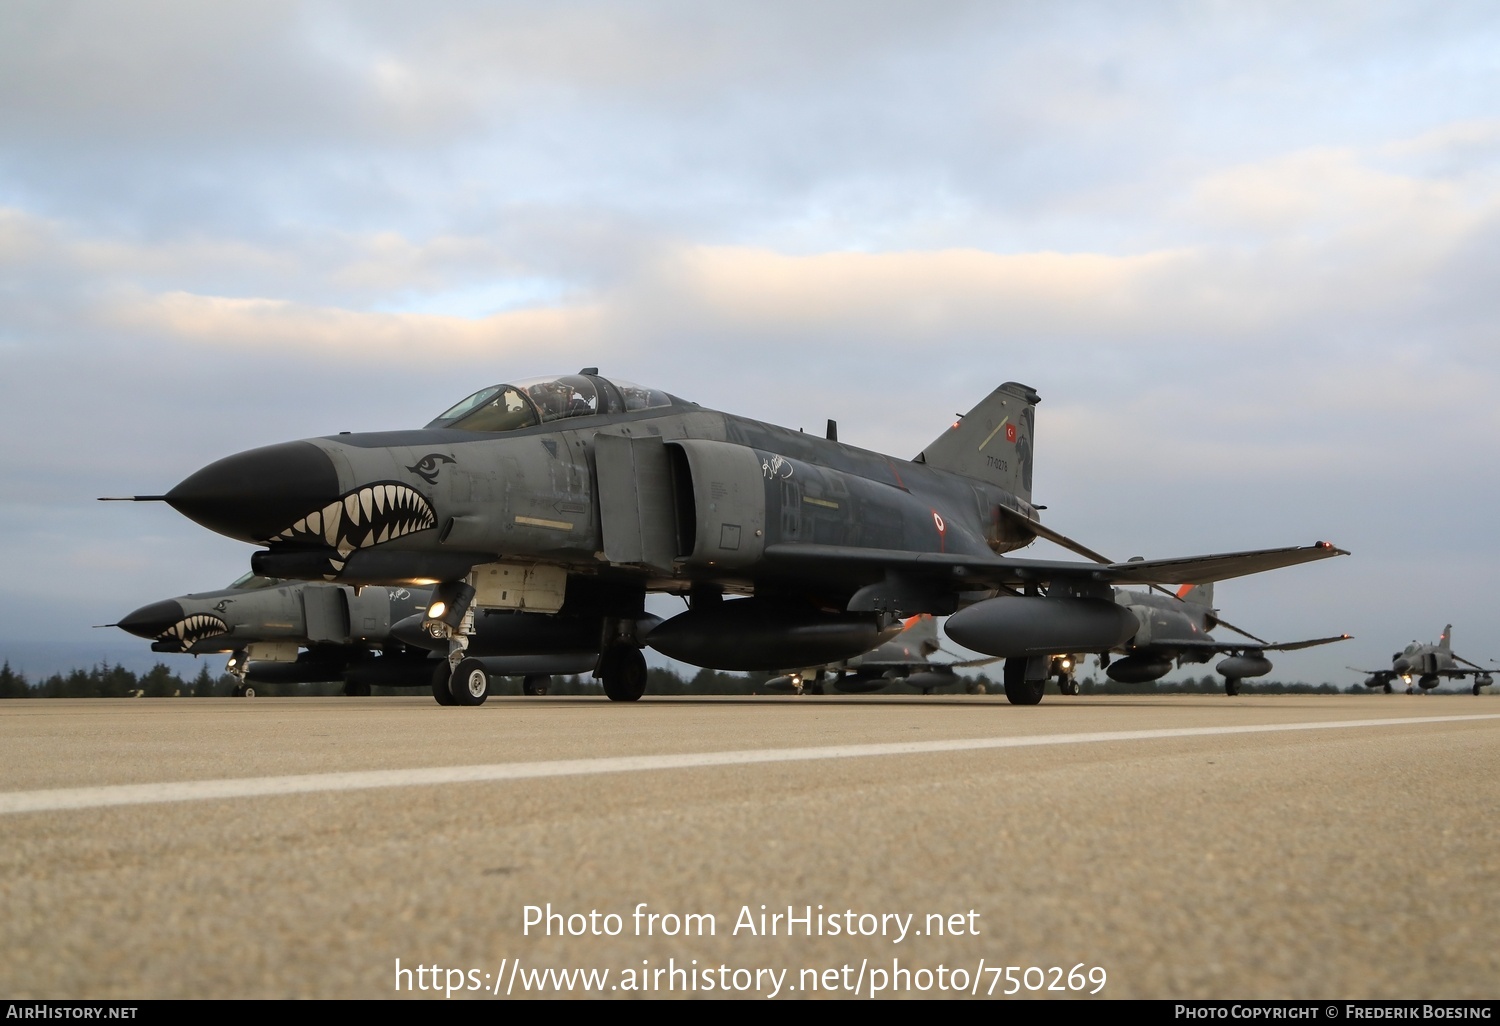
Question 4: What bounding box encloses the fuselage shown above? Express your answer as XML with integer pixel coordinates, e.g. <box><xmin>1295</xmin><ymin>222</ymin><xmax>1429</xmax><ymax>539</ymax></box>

<box><xmin>164</xmin><ymin>378</ymin><xmax>1042</xmax><ymax>612</ymax></box>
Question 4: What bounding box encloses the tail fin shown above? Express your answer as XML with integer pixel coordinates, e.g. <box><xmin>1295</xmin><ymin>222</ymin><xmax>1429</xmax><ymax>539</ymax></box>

<box><xmin>899</xmin><ymin>613</ymin><xmax>942</xmax><ymax>657</ymax></box>
<box><xmin>1439</xmin><ymin>624</ymin><xmax>1453</xmax><ymax>652</ymax></box>
<box><xmin>1176</xmin><ymin>582</ymin><xmax>1216</xmax><ymax>609</ymax></box>
<box><xmin>915</xmin><ymin>382</ymin><xmax>1039</xmax><ymax>503</ymax></box>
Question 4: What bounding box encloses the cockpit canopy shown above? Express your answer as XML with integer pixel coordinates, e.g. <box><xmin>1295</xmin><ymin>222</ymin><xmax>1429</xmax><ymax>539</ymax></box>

<box><xmin>425</xmin><ymin>370</ymin><xmax>686</xmax><ymax>432</ymax></box>
<box><xmin>227</xmin><ymin>571</ymin><xmax>284</xmax><ymax>591</ymax></box>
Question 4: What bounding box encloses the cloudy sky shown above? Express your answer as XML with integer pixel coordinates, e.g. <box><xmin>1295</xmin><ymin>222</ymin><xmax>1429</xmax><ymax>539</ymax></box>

<box><xmin>3</xmin><ymin>1</ymin><xmax>1498</xmax><ymax>687</ymax></box>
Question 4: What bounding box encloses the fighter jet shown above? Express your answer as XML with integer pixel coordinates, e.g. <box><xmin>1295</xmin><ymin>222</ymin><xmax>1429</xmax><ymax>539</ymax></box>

<box><xmin>1096</xmin><ymin>583</ymin><xmax>1351</xmax><ymax>695</ymax></box>
<box><xmin>764</xmin><ymin>613</ymin><xmax>998</xmax><ymax>695</ymax></box>
<box><xmin>111</xmin><ymin>370</ymin><xmax>1346</xmax><ymax>706</ymax></box>
<box><xmin>1351</xmin><ymin>626</ymin><xmax>1496</xmax><ymax>695</ymax></box>
<box><xmin>114</xmin><ymin>572</ymin><xmax>597</xmax><ymax>700</ymax></box>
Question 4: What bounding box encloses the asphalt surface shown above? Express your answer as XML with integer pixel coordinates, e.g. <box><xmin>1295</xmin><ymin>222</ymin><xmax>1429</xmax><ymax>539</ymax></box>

<box><xmin>1</xmin><ymin>693</ymin><xmax>1496</xmax><ymax>1000</ymax></box>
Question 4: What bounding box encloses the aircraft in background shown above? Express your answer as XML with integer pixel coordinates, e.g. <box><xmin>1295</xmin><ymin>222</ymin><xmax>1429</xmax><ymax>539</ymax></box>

<box><xmin>1096</xmin><ymin>583</ymin><xmax>1351</xmax><ymax>695</ymax></box>
<box><xmin>111</xmin><ymin>370</ymin><xmax>1346</xmax><ymax>706</ymax></box>
<box><xmin>765</xmin><ymin>613</ymin><xmax>998</xmax><ymax>695</ymax></box>
<box><xmin>1351</xmin><ymin>626</ymin><xmax>1496</xmax><ymax>695</ymax></box>
<box><xmin>113</xmin><ymin>573</ymin><xmax>599</xmax><ymax>702</ymax></box>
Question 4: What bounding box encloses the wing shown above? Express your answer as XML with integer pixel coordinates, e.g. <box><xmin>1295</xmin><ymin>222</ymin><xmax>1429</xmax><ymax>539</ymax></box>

<box><xmin>1163</xmin><ymin>634</ymin><xmax>1352</xmax><ymax>656</ymax></box>
<box><xmin>762</xmin><ymin>540</ymin><xmax>1347</xmax><ymax>597</ymax></box>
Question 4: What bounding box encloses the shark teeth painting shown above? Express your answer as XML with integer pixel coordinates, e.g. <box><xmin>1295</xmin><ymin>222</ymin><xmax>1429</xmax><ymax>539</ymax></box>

<box><xmin>156</xmin><ymin>614</ymin><xmax>230</xmax><ymax>652</ymax></box>
<box><xmin>268</xmin><ymin>482</ymin><xmax>438</xmax><ymax>576</ymax></box>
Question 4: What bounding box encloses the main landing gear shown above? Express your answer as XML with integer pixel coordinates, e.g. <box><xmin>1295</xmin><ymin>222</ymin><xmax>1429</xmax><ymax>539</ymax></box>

<box><xmin>597</xmin><ymin>646</ymin><xmax>648</xmax><ymax>702</ymax></box>
<box><xmin>522</xmin><ymin>674</ymin><xmax>551</xmax><ymax>697</ymax></box>
<box><xmin>1003</xmin><ymin>657</ymin><xmax>1046</xmax><ymax>706</ymax></box>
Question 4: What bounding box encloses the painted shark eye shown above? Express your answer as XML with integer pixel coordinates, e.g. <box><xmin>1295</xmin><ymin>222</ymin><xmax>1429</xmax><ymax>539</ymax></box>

<box><xmin>406</xmin><ymin>453</ymin><xmax>456</xmax><ymax>484</ymax></box>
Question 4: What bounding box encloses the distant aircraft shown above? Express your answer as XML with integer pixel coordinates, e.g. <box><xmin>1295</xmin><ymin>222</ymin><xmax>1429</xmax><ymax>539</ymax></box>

<box><xmin>1351</xmin><ymin>626</ymin><xmax>1496</xmax><ymax>695</ymax></box>
<box><xmin>110</xmin><ymin>370</ymin><xmax>1346</xmax><ymax>706</ymax></box>
<box><xmin>764</xmin><ymin>613</ymin><xmax>998</xmax><ymax>695</ymax></box>
<box><xmin>114</xmin><ymin>573</ymin><xmax>598</xmax><ymax>701</ymax></box>
<box><xmin>1097</xmin><ymin>583</ymin><xmax>1352</xmax><ymax>695</ymax></box>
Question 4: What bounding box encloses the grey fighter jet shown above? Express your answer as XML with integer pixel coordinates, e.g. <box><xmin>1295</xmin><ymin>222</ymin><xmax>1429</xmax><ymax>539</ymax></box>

<box><xmin>113</xmin><ymin>370</ymin><xmax>1346</xmax><ymax>706</ymax></box>
<box><xmin>1096</xmin><ymin>583</ymin><xmax>1351</xmax><ymax>696</ymax></box>
<box><xmin>1351</xmin><ymin>626</ymin><xmax>1496</xmax><ymax>695</ymax></box>
<box><xmin>115</xmin><ymin>573</ymin><xmax>597</xmax><ymax>700</ymax></box>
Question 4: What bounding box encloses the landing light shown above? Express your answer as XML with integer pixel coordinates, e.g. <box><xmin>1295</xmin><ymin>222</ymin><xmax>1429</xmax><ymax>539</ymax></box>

<box><xmin>424</xmin><ymin>580</ymin><xmax>477</xmax><ymax>630</ymax></box>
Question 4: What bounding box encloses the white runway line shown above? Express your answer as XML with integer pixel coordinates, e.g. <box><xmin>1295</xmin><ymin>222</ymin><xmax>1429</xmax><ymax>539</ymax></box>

<box><xmin>3</xmin><ymin>713</ymin><xmax>1497</xmax><ymax>815</ymax></box>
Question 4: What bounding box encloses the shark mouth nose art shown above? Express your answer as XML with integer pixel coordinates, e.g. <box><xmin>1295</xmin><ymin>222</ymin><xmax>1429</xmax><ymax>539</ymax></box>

<box><xmin>270</xmin><ymin>482</ymin><xmax>437</xmax><ymax>568</ymax></box>
<box><xmin>156</xmin><ymin>614</ymin><xmax>230</xmax><ymax>652</ymax></box>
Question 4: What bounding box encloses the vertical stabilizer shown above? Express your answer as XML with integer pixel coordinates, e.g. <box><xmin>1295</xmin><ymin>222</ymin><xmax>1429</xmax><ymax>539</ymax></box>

<box><xmin>916</xmin><ymin>382</ymin><xmax>1039</xmax><ymax>503</ymax></box>
<box><xmin>1439</xmin><ymin>624</ymin><xmax>1453</xmax><ymax>653</ymax></box>
<box><xmin>1176</xmin><ymin>582</ymin><xmax>1216</xmax><ymax>609</ymax></box>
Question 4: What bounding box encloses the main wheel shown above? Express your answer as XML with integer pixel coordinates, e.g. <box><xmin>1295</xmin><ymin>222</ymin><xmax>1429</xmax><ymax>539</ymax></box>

<box><xmin>1002</xmin><ymin>658</ymin><xmax>1045</xmax><ymax>706</ymax></box>
<box><xmin>1224</xmin><ymin>679</ymin><xmax>1240</xmax><ymax>696</ymax></box>
<box><xmin>449</xmin><ymin>658</ymin><xmax>490</xmax><ymax>705</ymax></box>
<box><xmin>599</xmin><ymin>647</ymin><xmax>648</xmax><ymax>702</ymax></box>
<box><xmin>343</xmin><ymin>680</ymin><xmax>371</xmax><ymax>697</ymax></box>
<box><xmin>1475</xmin><ymin>683</ymin><xmax>1484</xmax><ymax>696</ymax></box>
<box><xmin>1383</xmin><ymin>683</ymin><xmax>1393</xmax><ymax>694</ymax></box>
<box><xmin>522</xmin><ymin>674</ymin><xmax>550</xmax><ymax>697</ymax></box>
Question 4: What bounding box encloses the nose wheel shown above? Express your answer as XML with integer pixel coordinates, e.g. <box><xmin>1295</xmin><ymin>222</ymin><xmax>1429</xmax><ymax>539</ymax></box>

<box><xmin>522</xmin><ymin>674</ymin><xmax>551</xmax><ymax>696</ymax></box>
<box><xmin>449</xmin><ymin>658</ymin><xmax>490</xmax><ymax>706</ymax></box>
<box><xmin>431</xmin><ymin>661</ymin><xmax>457</xmax><ymax>705</ymax></box>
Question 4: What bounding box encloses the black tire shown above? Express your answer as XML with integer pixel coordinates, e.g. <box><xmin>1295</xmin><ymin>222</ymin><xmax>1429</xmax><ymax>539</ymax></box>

<box><xmin>1383</xmin><ymin>683</ymin><xmax>1393</xmax><ymax>694</ymax></box>
<box><xmin>449</xmin><ymin>658</ymin><xmax>490</xmax><ymax>706</ymax></box>
<box><xmin>1058</xmin><ymin>675</ymin><xmax>1079</xmax><ymax>696</ymax></box>
<box><xmin>1475</xmin><ymin>683</ymin><xmax>1483</xmax><ymax>696</ymax></box>
<box><xmin>522</xmin><ymin>674</ymin><xmax>550</xmax><ymax>697</ymax></box>
<box><xmin>431</xmin><ymin>660</ymin><xmax>457</xmax><ymax>705</ymax></box>
<box><xmin>242</xmin><ymin>685</ymin><xmax>256</xmax><ymax>698</ymax></box>
<box><xmin>231</xmin><ymin>685</ymin><xmax>246</xmax><ymax>698</ymax></box>
<box><xmin>1002</xmin><ymin>658</ymin><xmax>1044</xmax><ymax>706</ymax></box>
<box><xmin>600</xmin><ymin>647</ymin><xmax>648</xmax><ymax>702</ymax></box>
<box><xmin>343</xmin><ymin>680</ymin><xmax>371</xmax><ymax>697</ymax></box>
<box><xmin>1225</xmin><ymin>679</ymin><xmax>1240</xmax><ymax>696</ymax></box>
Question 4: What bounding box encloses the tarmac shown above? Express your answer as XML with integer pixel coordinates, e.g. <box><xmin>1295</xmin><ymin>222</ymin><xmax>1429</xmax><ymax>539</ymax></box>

<box><xmin>1</xmin><ymin>693</ymin><xmax>1496</xmax><ymax>1000</ymax></box>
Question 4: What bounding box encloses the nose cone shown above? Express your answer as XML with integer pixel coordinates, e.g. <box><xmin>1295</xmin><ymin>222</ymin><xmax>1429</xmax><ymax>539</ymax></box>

<box><xmin>167</xmin><ymin>441</ymin><xmax>339</xmax><ymax>544</ymax></box>
<box><xmin>118</xmin><ymin>599</ymin><xmax>185</xmax><ymax>640</ymax></box>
